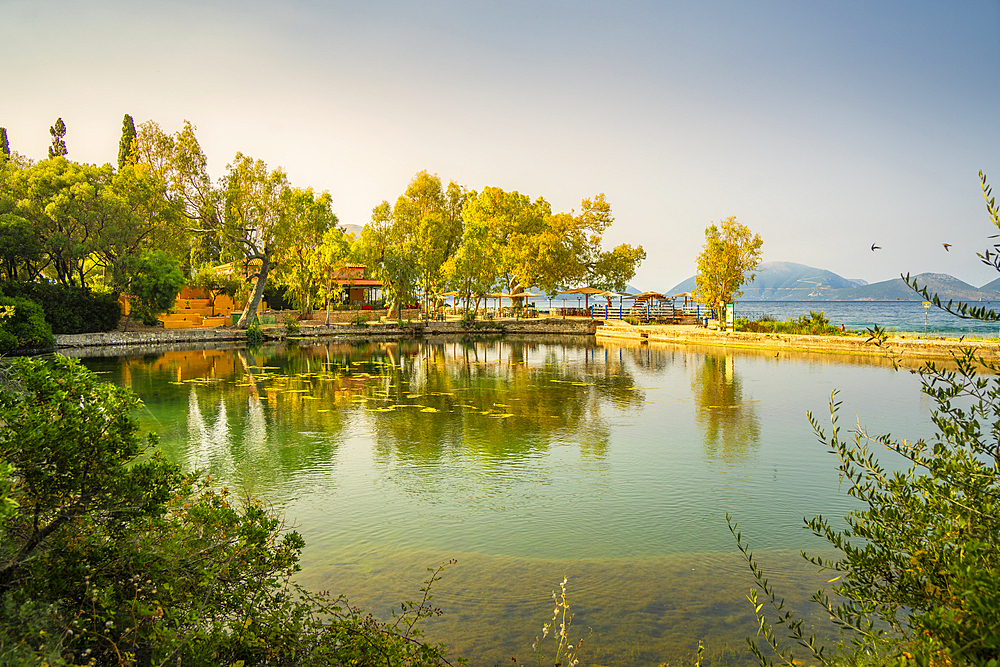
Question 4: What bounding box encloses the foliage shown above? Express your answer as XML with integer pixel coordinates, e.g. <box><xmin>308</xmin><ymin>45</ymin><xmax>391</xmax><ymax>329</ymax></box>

<box><xmin>694</xmin><ymin>217</ymin><xmax>763</xmax><ymax>321</ymax></box>
<box><xmin>282</xmin><ymin>312</ymin><xmax>301</xmax><ymax>336</ymax></box>
<box><xmin>0</xmin><ymin>356</ymin><xmax>457</xmax><ymax>666</ymax></box>
<box><xmin>273</xmin><ymin>187</ymin><xmax>339</xmax><ymax>314</ymax></box>
<box><xmin>731</xmin><ymin>174</ymin><xmax>1000</xmax><ymax>667</ymax></box>
<box><xmin>0</xmin><ymin>280</ymin><xmax>120</xmax><ymax>334</ymax></box>
<box><xmin>736</xmin><ymin>311</ymin><xmax>847</xmax><ymax>336</ymax></box>
<box><xmin>459</xmin><ymin>311</ymin><xmax>477</xmax><ymax>328</ymax></box>
<box><xmin>309</xmin><ymin>225</ymin><xmax>352</xmax><ymax>324</ymax></box>
<box><xmin>189</xmin><ymin>264</ymin><xmax>243</xmax><ymax>304</ymax></box>
<box><xmin>48</xmin><ymin>118</ymin><xmax>67</xmax><ymax>158</ymax></box>
<box><xmin>125</xmin><ymin>250</ymin><xmax>186</xmax><ymax>325</ymax></box>
<box><xmin>117</xmin><ymin>113</ymin><xmax>137</xmax><ymax>171</ymax></box>
<box><xmin>1</xmin><ymin>156</ymin><xmax>180</xmax><ymax>289</ymax></box>
<box><xmin>0</xmin><ymin>213</ymin><xmax>43</xmax><ymax>281</ymax></box>
<box><xmin>0</xmin><ymin>128</ymin><xmax>9</xmax><ymax>160</ymax></box>
<box><xmin>246</xmin><ymin>320</ymin><xmax>264</xmax><ymax>345</ymax></box>
<box><xmin>0</xmin><ymin>296</ymin><xmax>53</xmax><ymax>350</ymax></box>
<box><xmin>350</xmin><ymin>312</ymin><xmax>370</xmax><ymax>326</ymax></box>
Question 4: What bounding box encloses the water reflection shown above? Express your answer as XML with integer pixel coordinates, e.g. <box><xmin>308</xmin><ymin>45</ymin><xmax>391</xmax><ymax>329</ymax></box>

<box><xmin>77</xmin><ymin>336</ymin><xmax>936</xmax><ymax>667</ymax></box>
<box><xmin>692</xmin><ymin>354</ymin><xmax>761</xmax><ymax>459</ymax></box>
<box><xmin>87</xmin><ymin>338</ymin><xmax>646</xmax><ymax>491</ymax></box>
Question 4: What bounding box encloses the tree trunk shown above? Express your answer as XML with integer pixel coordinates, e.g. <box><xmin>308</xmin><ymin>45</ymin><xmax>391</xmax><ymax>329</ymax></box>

<box><xmin>236</xmin><ymin>256</ymin><xmax>270</xmax><ymax>329</ymax></box>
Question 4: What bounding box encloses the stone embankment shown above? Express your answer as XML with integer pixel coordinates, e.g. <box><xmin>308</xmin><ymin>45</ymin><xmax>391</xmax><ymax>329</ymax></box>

<box><xmin>52</xmin><ymin>317</ymin><xmax>1000</xmax><ymax>361</ymax></box>
<box><xmin>595</xmin><ymin>320</ymin><xmax>1000</xmax><ymax>360</ymax></box>
<box><xmin>54</xmin><ymin>318</ymin><xmax>599</xmax><ymax>351</ymax></box>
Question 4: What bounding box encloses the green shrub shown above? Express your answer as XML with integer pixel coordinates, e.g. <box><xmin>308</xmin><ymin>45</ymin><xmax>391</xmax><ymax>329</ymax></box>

<box><xmin>126</xmin><ymin>250</ymin><xmax>186</xmax><ymax>325</ymax></box>
<box><xmin>0</xmin><ymin>281</ymin><xmax>120</xmax><ymax>334</ymax></box>
<box><xmin>282</xmin><ymin>312</ymin><xmax>300</xmax><ymax>336</ymax></box>
<box><xmin>0</xmin><ymin>356</ymin><xmax>454</xmax><ymax>666</ymax></box>
<box><xmin>0</xmin><ymin>297</ymin><xmax>53</xmax><ymax>350</ymax></box>
<box><xmin>246</xmin><ymin>321</ymin><xmax>264</xmax><ymax>345</ymax></box>
<box><xmin>350</xmin><ymin>312</ymin><xmax>369</xmax><ymax>326</ymax></box>
<box><xmin>730</xmin><ymin>172</ymin><xmax>1000</xmax><ymax>667</ymax></box>
<box><xmin>736</xmin><ymin>310</ymin><xmax>846</xmax><ymax>336</ymax></box>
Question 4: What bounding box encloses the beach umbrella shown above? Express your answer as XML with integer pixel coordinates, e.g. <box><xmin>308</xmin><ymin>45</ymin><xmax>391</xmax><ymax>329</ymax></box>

<box><xmin>558</xmin><ymin>286</ymin><xmax>609</xmax><ymax>311</ymax></box>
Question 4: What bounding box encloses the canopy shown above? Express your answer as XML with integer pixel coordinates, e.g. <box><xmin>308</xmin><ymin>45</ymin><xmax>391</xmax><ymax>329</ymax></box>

<box><xmin>624</xmin><ymin>291</ymin><xmax>667</xmax><ymax>302</ymax></box>
<box><xmin>557</xmin><ymin>286</ymin><xmax>613</xmax><ymax>309</ymax></box>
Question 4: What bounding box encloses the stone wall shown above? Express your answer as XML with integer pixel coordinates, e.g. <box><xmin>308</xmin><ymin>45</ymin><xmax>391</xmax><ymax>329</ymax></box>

<box><xmin>54</xmin><ymin>318</ymin><xmax>599</xmax><ymax>350</ymax></box>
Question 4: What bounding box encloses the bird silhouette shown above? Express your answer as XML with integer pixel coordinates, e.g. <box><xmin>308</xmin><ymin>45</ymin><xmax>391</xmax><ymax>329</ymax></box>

<box><xmin>871</xmin><ymin>243</ymin><xmax>882</xmax><ymax>251</ymax></box>
<box><xmin>943</xmin><ymin>243</ymin><xmax>952</xmax><ymax>251</ymax></box>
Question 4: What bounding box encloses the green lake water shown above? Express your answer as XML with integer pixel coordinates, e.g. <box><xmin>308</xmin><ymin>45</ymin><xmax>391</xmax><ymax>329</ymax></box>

<box><xmin>79</xmin><ymin>336</ymin><xmax>933</xmax><ymax>666</ymax></box>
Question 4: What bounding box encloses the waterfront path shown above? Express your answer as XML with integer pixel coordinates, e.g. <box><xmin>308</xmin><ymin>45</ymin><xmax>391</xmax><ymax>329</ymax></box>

<box><xmin>595</xmin><ymin>319</ymin><xmax>1000</xmax><ymax>360</ymax></box>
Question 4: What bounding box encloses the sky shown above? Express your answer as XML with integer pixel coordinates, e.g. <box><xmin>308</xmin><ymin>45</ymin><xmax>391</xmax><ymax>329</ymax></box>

<box><xmin>2</xmin><ymin>0</ymin><xmax>999</xmax><ymax>291</ymax></box>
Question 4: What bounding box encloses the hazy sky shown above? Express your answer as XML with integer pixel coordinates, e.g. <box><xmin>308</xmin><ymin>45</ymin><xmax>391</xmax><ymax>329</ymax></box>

<box><xmin>3</xmin><ymin>0</ymin><xmax>999</xmax><ymax>290</ymax></box>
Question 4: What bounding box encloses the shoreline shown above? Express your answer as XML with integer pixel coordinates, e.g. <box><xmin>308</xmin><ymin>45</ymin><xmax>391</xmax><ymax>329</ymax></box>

<box><xmin>50</xmin><ymin>317</ymin><xmax>1000</xmax><ymax>360</ymax></box>
<box><xmin>595</xmin><ymin>320</ymin><xmax>1000</xmax><ymax>360</ymax></box>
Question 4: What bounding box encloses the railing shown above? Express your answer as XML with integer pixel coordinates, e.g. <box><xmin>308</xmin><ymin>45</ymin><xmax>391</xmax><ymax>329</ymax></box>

<box><xmin>594</xmin><ymin>302</ymin><xmax>702</xmax><ymax>321</ymax></box>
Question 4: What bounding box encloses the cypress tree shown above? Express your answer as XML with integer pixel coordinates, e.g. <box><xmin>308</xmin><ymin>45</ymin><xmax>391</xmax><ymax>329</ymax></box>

<box><xmin>118</xmin><ymin>114</ymin><xmax>137</xmax><ymax>170</ymax></box>
<box><xmin>48</xmin><ymin>118</ymin><xmax>67</xmax><ymax>158</ymax></box>
<box><xmin>0</xmin><ymin>128</ymin><xmax>8</xmax><ymax>161</ymax></box>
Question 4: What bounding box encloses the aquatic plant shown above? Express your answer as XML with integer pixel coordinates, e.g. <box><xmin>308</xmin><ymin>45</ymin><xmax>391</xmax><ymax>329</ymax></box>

<box><xmin>513</xmin><ymin>577</ymin><xmax>585</xmax><ymax>667</ymax></box>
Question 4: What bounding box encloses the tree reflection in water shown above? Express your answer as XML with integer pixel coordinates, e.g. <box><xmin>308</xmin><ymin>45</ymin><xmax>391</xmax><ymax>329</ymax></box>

<box><xmin>692</xmin><ymin>353</ymin><xmax>761</xmax><ymax>459</ymax></box>
<box><xmin>89</xmin><ymin>337</ymin><xmax>645</xmax><ymax>491</ymax></box>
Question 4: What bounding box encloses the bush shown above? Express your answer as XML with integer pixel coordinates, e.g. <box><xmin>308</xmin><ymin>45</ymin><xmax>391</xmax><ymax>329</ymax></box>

<box><xmin>350</xmin><ymin>312</ymin><xmax>369</xmax><ymax>326</ymax></box>
<box><xmin>0</xmin><ymin>296</ymin><xmax>53</xmax><ymax>350</ymax></box>
<box><xmin>736</xmin><ymin>310</ymin><xmax>846</xmax><ymax>336</ymax></box>
<box><xmin>126</xmin><ymin>250</ymin><xmax>186</xmax><ymax>326</ymax></box>
<box><xmin>0</xmin><ymin>281</ymin><xmax>120</xmax><ymax>334</ymax></box>
<box><xmin>731</xmin><ymin>173</ymin><xmax>1000</xmax><ymax>667</ymax></box>
<box><xmin>282</xmin><ymin>312</ymin><xmax>300</xmax><ymax>336</ymax></box>
<box><xmin>0</xmin><ymin>356</ymin><xmax>454</xmax><ymax>666</ymax></box>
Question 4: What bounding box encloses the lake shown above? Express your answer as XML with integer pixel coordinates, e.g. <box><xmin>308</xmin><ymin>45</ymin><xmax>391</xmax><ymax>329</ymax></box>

<box><xmin>80</xmin><ymin>336</ymin><xmax>934</xmax><ymax>666</ymax></box>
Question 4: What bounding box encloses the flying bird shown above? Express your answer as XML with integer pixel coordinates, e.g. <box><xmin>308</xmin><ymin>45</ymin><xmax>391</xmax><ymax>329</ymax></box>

<box><xmin>871</xmin><ymin>243</ymin><xmax>882</xmax><ymax>251</ymax></box>
<box><xmin>943</xmin><ymin>243</ymin><xmax>952</xmax><ymax>251</ymax></box>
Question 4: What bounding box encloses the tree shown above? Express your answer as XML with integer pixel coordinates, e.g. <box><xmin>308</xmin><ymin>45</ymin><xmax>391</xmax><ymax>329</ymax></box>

<box><xmin>392</xmin><ymin>171</ymin><xmax>468</xmax><ymax>315</ymax></box>
<box><xmin>458</xmin><ymin>188</ymin><xmax>643</xmax><ymax>304</ymax></box>
<box><xmin>309</xmin><ymin>226</ymin><xmax>352</xmax><ymax>325</ymax></box>
<box><xmin>731</xmin><ymin>173</ymin><xmax>1000</xmax><ymax>667</ymax></box>
<box><xmin>48</xmin><ymin>118</ymin><xmax>67</xmax><ymax>158</ymax></box>
<box><xmin>136</xmin><ymin>119</ymin><xmax>219</xmax><ymax>268</ymax></box>
<box><xmin>123</xmin><ymin>249</ymin><xmax>186</xmax><ymax>328</ymax></box>
<box><xmin>274</xmin><ymin>187</ymin><xmax>339</xmax><ymax>315</ymax></box>
<box><xmin>589</xmin><ymin>243</ymin><xmax>647</xmax><ymax>293</ymax></box>
<box><xmin>0</xmin><ymin>128</ymin><xmax>8</xmax><ymax>161</ymax></box>
<box><xmin>353</xmin><ymin>200</ymin><xmax>419</xmax><ymax>319</ymax></box>
<box><xmin>218</xmin><ymin>153</ymin><xmax>302</xmax><ymax>329</ymax></box>
<box><xmin>0</xmin><ymin>213</ymin><xmax>43</xmax><ymax>281</ymax></box>
<box><xmin>693</xmin><ymin>216</ymin><xmax>763</xmax><ymax>321</ymax></box>
<box><xmin>117</xmin><ymin>113</ymin><xmax>137</xmax><ymax>170</ymax></box>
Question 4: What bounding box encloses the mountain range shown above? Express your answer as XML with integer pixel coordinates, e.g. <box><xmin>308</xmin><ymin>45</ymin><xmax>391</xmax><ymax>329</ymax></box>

<box><xmin>665</xmin><ymin>261</ymin><xmax>1000</xmax><ymax>301</ymax></box>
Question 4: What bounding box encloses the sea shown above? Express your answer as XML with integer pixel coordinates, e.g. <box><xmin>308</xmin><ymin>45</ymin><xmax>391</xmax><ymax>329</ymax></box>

<box><xmin>733</xmin><ymin>300</ymin><xmax>1000</xmax><ymax>338</ymax></box>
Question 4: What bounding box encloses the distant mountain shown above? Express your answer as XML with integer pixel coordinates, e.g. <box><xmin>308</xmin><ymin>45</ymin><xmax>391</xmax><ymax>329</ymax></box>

<box><xmin>980</xmin><ymin>276</ymin><xmax>1000</xmax><ymax>294</ymax></box>
<box><xmin>665</xmin><ymin>261</ymin><xmax>868</xmax><ymax>300</ymax></box>
<box><xmin>341</xmin><ymin>223</ymin><xmax>364</xmax><ymax>239</ymax></box>
<box><xmin>665</xmin><ymin>263</ymin><xmax>994</xmax><ymax>302</ymax></box>
<box><xmin>836</xmin><ymin>273</ymin><xmax>995</xmax><ymax>302</ymax></box>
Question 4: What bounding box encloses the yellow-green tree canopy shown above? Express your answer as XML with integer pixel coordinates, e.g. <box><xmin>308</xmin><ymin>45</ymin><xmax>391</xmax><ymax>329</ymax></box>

<box><xmin>458</xmin><ymin>188</ymin><xmax>644</xmax><ymax>298</ymax></box>
<box><xmin>693</xmin><ymin>216</ymin><xmax>763</xmax><ymax>319</ymax></box>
